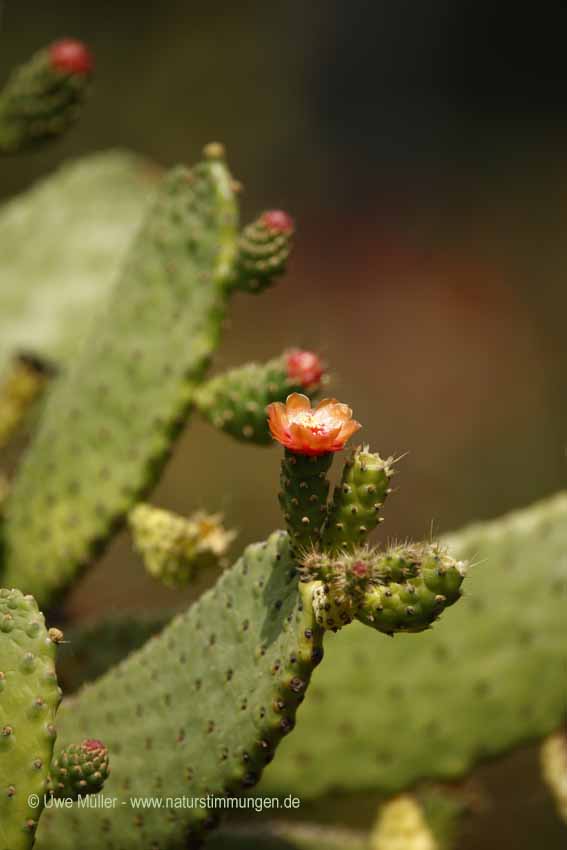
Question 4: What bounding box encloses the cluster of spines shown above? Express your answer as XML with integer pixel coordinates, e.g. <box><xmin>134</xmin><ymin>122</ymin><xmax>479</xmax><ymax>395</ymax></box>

<box><xmin>128</xmin><ymin>503</ymin><xmax>235</xmax><ymax>589</ymax></box>
<box><xmin>302</xmin><ymin>542</ymin><xmax>466</xmax><ymax>633</ymax></box>
<box><xmin>195</xmin><ymin>350</ymin><xmax>324</xmax><ymax>444</ymax></box>
<box><xmin>233</xmin><ymin>210</ymin><xmax>294</xmax><ymax>293</ymax></box>
<box><xmin>0</xmin><ymin>39</ymin><xmax>93</xmax><ymax>153</ymax></box>
<box><xmin>321</xmin><ymin>445</ymin><xmax>394</xmax><ymax>552</ymax></box>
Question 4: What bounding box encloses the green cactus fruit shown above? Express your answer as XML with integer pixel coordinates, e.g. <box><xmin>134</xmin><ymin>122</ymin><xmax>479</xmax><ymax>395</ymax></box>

<box><xmin>0</xmin><ymin>152</ymin><xmax>155</xmax><ymax>376</ymax></box>
<box><xmin>0</xmin><ymin>588</ymin><xmax>61</xmax><ymax>850</ymax></box>
<box><xmin>0</xmin><ymin>39</ymin><xmax>93</xmax><ymax>154</ymax></box>
<box><xmin>311</xmin><ymin>580</ymin><xmax>355</xmax><ymax>631</ymax></box>
<box><xmin>233</xmin><ymin>210</ymin><xmax>294</xmax><ymax>293</ymax></box>
<box><xmin>195</xmin><ymin>350</ymin><xmax>324</xmax><ymax>444</ymax></box>
<box><xmin>0</xmin><ymin>353</ymin><xmax>55</xmax><ymax>450</ymax></box>
<box><xmin>128</xmin><ymin>503</ymin><xmax>236</xmax><ymax>589</ymax></box>
<box><xmin>260</xmin><ymin>493</ymin><xmax>567</xmax><ymax>799</ymax></box>
<box><xmin>279</xmin><ymin>451</ymin><xmax>333</xmax><ymax>554</ymax></box>
<box><xmin>35</xmin><ymin>531</ymin><xmax>324</xmax><ymax>850</ymax></box>
<box><xmin>2</xmin><ymin>146</ymin><xmax>239</xmax><ymax>606</ymax></box>
<box><xmin>541</xmin><ymin>731</ymin><xmax>567</xmax><ymax>823</ymax></box>
<box><xmin>321</xmin><ymin>445</ymin><xmax>394</xmax><ymax>552</ymax></box>
<box><xmin>356</xmin><ymin>544</ymin><xmax>466</xmax><ymax>635</ymax></box>
<box><xmin>48</xmin><ymin>739</ymin><xmax>109</xmax><ymax>800</ymax></box>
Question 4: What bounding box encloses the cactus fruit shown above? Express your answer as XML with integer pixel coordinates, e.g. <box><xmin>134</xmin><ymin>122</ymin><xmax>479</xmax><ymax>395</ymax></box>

<box><xmin>321</xmin><ymin>446</ymin><xmax>394</xmax><ymax>552</ymax></box>
<box><xmin>0</xmin><ymin>152</ymin><xmax>155</xmax><ymax>375</ymax></box>
<box><xmin>128</xmin><ymin>503</ymin><xmax>235</xmax><ymax>589</ymax></box>
<box><xmin>233</xmin><ymin>210</ymin><xmax>294</xmax><ymax>293</ymax></box>
<box><xmin>311</xmin><ymin>580</ymin><xmax>356</xmax><ymax>631</ymax></box>
<box><xmin>0</xmin><ymin>40</ymin><xmax>93</xmax><ymax>154</ymax></box>
<box><xmin>541</xmin><ymin>731</ymin><xmax>567</xmax><ymax>823</ymax></box>
<box><xmin>48</xmin><ymin>739</ymin><xmax>109</xmax><ymax>800</ymax></box>
<box><xmin>1</xmin><ymin>148</ymin><xmax>240</xmax><ymax>606</ymax></box>
<box><xmin>261</xmin><ymin>493</ymin><xmax>567</xmax><ymax>799</ymax></box>
<box><xmin>35</xmin><ymin>532</ymin><xmax>324</xmax><ymax>850</ymax></box>
<box><xmin>0</xmin><ymin>353</ymin><xmax>55</xmax><ymax>450</ymax></box>
<box><xmin>0</xmin><ymin>588</ymin><xmax>61</xmax><ymax>850</ymax></box>
<box><xmin>279</xmin><ymin>451</ymin><xmax>333</xmax><ymax>553</ymax></box>
<box><xmin>195</xmin><ymin>350</ymin><xmax>324</xmax><ymax>444</ymax></box>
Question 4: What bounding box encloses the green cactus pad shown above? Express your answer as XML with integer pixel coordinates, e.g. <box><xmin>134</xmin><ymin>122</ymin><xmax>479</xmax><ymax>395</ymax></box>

<box><xmin>321</xmin><ymin>446</ymin><xmax>394</xmax><ymax>552</ymax></box>
<box><xmin>48</xmin><ymin>739</ymin><xmax>109</xmax><ymax>800</ymax></box>
<box><xmin>1</xmin><ymin>149</ymin><xmax>239</xmax><ymax>605</ymax></box>
<box><xmin>233</xmin><ymin>211</ymin><xmax>294</xmax><ymax>294</ymax></box>
<box><xmin>0</xmin><ymin>588</ymin><xmax>61</xmax><ymax>850</ymax></box>
<box><xmin>129</xmin><ymin>503</ymin><xmax>235</xmax><ymax>589</ymax></box>
<box><xmin>36</xmin><ymin>531</ymin><xmax>323</xmax><ymax>849</ymax></box>
<box><xmin>0</xmin><ymin>151</ymin><xmax>155</xmax><ymax>375</ymax></box>
<box><xmin>0</xmin><ymin>41</ymin><xmax>92</xmax><ymax>153</ymax></box>
<box><xmin>195</xmin><ymin>353</ymin><xmax>321</xmax><ymax>445</ymax></box>
<box><xmin>260</xmin><ymin>492</ymin><xmax>567</xmax><ymax>798</ymax></box>
<box><xmin>279</xmin><ymin>451</ymin><xmax>333</xmax><ymax>554</ymax></box>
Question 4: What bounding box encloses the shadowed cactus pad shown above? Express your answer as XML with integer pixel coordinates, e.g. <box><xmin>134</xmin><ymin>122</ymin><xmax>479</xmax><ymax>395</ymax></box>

<box><xmin>1</xmin><ymin>149</ymin><xmax>239</xmax><ymax>605</ymax></box>
<box><xmin>129</xmin><ymin>503</ymin><xmax>235</xmax><ymax>589</ymax></box>
<box><xmin>35</xmin><ymin>531</ymin><xmax>323</xmax><ymax>849</ymax></box>
<box><xmin>260</xmin><ymin>493</ymin><xmax>567</xmax><ymax>798</ymax></box>
<box><xmin>0</xmin><ymin>588</ymin><xmax>61</xmax><ymax>850</ymax></box>
<box><xmin>48</xmin><ymin>739</ymin><xmax>109</xmax><ymax>800</ymax></box>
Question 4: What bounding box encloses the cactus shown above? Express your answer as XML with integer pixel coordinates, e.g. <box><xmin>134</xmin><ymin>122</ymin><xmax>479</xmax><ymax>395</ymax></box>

<box><xmin>0</xmin><ymin>354</ymin><xmax>55</xmax><ymax>450</ymax></box>
<box><xmin>370</xmin><ymin>795</ymin><xmax>437</xmax><ymax>850</ymax></box>
<box><xmin>35</xmin><ymin>532</ymin><xmax>324</xmax><ymax>849</ymax></box>
<box><xmin>195</xmin><ymin>350</ymin><xmax>324</xmax><ymax>444</ymax></box>
<box><xmin>541</xmin><ymin>731</ymin><xmax>567</xmax><ymax>824</ymax></box>
<box><xmin>233</xmin><ymin>210</ymin><xmax>294</xmax><ymax>293</ymax></box>
<box><xmin>1</xmin><ymin>146</ymin><xmax>240</xmax><ymax>605</ymax></box>
<box><xmin>0</xmin><ymin>40</ymin><xmax>93</xmax><ymax>154</ymax></box>
<box><xmin>128</xmin><ymin>503</ymin><xmax>235</xmax><ymax>588</ymax></box>
<box><xmin>0</xmin><ymin>588</ymin><xmax>61</xmax><ymax>850</ymax></box>
<box><xmin>260</xmin><ymin>492</ymin><xmax>567</xmax><ymax>799</ymax></box>
<box><xmin>47</xmin><ymin>739</ymin><xmax>109</xmax><ymax>801</ymax></box>
<box><xmin>321</xmin><ymin>446</ymin><xmax>394</xmax><ymax>552</ymax></box>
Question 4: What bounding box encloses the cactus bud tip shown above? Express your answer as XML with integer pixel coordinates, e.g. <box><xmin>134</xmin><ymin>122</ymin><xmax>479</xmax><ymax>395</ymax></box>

<box><xmin>49</xmin><ymin>39</ymin><xmax>94</xmax><ymax>75</ymax></box>
<box><xmin>262</xmin><ymin>210</ymin><xmax>294</xmax><ymax>234</ymax></box>
<box><xmin>286</xmin><ymin>349</ymin><xmax>324</xmax><ymax>391</ymax></box>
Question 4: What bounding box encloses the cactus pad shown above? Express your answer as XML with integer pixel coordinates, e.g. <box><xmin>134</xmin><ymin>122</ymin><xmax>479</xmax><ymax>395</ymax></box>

<box><xmin>1</xmin><ymin>150</ymin><xmax>238</xmax><ymax>605</ymax></box>
<box><xmin>279</xmin><ymin>451</ymin><xmax>333</xmax><ymax>553</ymax></box>
<box><xmin>261</xmin><ymin>493</ymin><xmax>567</xmax><ymax>798</ymax></box>
<box><xmin>0</xmin><ymin>588</ymin><xmax>61</xmax><ymax>850</ymax></box>
<box><xmin>36</xmin><ymin>531</ymin><xmax>323</xmax><ymax>849</ymax></box>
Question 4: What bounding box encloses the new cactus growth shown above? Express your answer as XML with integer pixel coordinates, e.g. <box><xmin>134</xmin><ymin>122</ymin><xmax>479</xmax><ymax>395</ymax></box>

<box><xmin>195</xmin><ymin>350</ymin><xmax>325</xmax><ymax>444</ymax></box>
<box><xmin>129</xmin><ymin>503</ymin><xmax>235</xmax><ymax>588</ymax></box>
<box><xmin>0</xmin><ymin>588</ymin><xmax>61</xmax><ymax>850</ymax></box>
<box><xmin>0</xmin><ymin>39</ymin><xmax>93</xmax><ymax>153</ymax></box>
<box><xmin>0</xmin><ymin>354</ymin><xmax>55</xmax><ymax>449</ymax></box>
<box><xmin>321</xmin><ymin>445</ymin><xmax>394</xmax><ymax>552</ymax></box>
<box><xmin>48</xmin><ymin>739</ymin><xmax>109</xmax><ymax>801</ymax></box>
<box><xmin>234</xmin><ymin>210</ymin><xmax>294</xmax><ymax>293</ymax></box>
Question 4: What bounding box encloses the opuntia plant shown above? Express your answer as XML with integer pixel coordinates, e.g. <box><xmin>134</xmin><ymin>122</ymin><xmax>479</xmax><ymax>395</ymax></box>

<box><xmin>0</xmin><ymin>34</ymin><xmax>564</xmax><ymax>850</ymax></box>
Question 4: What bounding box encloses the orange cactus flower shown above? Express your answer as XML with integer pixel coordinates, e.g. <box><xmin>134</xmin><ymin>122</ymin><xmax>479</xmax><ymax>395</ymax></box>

<box><xmin>267</xmin><ymin>393</ymin><xmax>361</xmax><ymax>456</ymax></box>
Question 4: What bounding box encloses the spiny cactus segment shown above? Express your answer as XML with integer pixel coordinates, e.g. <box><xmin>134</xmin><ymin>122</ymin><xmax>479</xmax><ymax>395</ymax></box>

<box><xmin>321</xmin><ymin>445</ymin><xmax>394</xmax><ymax>552</ymax></box>
<box><xmin>48</xmin><ymin>739</ymin><xmax>109</xmax><ymax>801</ymax></box>
<box><xmin>0</xmin><ymin>39</ymin><xmax>93</xmax><ymax>153</ymax></box>
<box><xmin>129</xmin><ymin>503</ymin><xmax>235</xmax><ymax>589</ymax></box>
<box><xmin>195</xmin><ymin>350</ymin><xmax>325</xmax><ymax>444</ymax></box>
<box><xmin>234</xmin><ymin>209</ymin><xmax>294</xmax><ymax>293</ymax></box>
<box><xmin>0</xmin><ymin>588</ymin><xmax>61</xmax><ymax>850</ymax></box>
<box><xmin>0</xmin><ymin>353</ymin><xmax>56</xmax><ymax>449</ymax></box>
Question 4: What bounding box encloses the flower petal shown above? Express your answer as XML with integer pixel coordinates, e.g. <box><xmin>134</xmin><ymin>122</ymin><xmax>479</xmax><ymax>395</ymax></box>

<box><xmin>285</xmin><ymin>392</ymin><xmax>312</xmax><ymax>415</ymax></box>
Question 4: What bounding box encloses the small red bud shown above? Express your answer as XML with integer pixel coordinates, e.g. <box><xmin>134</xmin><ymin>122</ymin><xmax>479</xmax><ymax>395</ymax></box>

<box><xmin>286</xmin><ymin>349</ymin><xmax>324</xmax><ymax>390</ymax></box>
<box><xmin>262</xmin><ymin>210</ymin><xmax>294</xmax><ymax>234</ymax></box>
<box><xmin>82</xmin><ymin>738</ymin><xmax>105</xmax><ymax>752</ymax></box>
<box><xmin>49</xmin><ymin>39</ymin><xmax>94</xmax><ymax>76</ymax></box>
<box><xmin>352</xmin><ymin>562</ymin><xmax>369</xmax><ymax>578</ymax></box>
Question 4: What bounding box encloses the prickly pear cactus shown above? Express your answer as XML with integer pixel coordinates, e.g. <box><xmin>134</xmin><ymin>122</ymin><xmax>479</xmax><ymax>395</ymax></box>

<box><xmin>48</xmin><ymin>739</ymin><xmax>109</xmax><ymax>800</ymax></box>
<box><xmin>35</xmin><ymin>532</ymin><xmax>323</xmax><ymax>850</ymax></box>
<box><xmin>1</xmin><ymin>147</ymin><xmax>239</xmax><ymax>605</ymax></box>
<box><xmin>0</xmin><ymin>588</ymin><xmax>61</xmax><ymax>850</ymax></box>
<box><xmin>260</xmin><ymin>492</ymin><xmax>567</xmax><ymax>798</ymax></box>
<box><xmin>0</xmin><ymin>151</ymin><xmax>155</xmax><ymax>374</ymax></box>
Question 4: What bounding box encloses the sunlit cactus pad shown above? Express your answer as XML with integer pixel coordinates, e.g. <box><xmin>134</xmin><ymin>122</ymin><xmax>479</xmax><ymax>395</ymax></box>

<box><xmin>261</xmin><ymin>493</ymin><xmax>567</xmax><ymax>797</ymax></box>
<box><xmin>1</xmin><ymin>151</ymin><xmax>238</xmax><ymax>605</ymax></box>
<box><xmin>36</xmin><ymin>532</ymin><xmax>323</xmax><ymax>850</ymax></box>
<box><xmin>0</xmin><ymin>151</ymin><xmax>155</xmax><ymax>374</ymax></box>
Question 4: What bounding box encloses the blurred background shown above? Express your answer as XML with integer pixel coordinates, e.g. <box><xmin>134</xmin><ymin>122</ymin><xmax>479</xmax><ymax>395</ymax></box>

<box><xmin>1</xmin><ymin>2</ymin><xmax>566</xmax><ymax>847</ymax></box>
